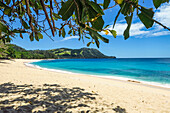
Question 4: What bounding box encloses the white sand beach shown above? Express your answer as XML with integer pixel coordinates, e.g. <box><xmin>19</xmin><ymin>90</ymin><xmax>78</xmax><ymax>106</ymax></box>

<box><xmin>0</xmin><ymin>59</ymin><xmax>170</xmax><ymax>113</ymax></box>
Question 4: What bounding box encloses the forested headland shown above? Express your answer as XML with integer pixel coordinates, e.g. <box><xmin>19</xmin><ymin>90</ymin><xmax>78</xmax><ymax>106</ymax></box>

<box><xmin>0</xmin><ymin>43</ymin><xmax>115</xmax><ymax>59</ymax></box>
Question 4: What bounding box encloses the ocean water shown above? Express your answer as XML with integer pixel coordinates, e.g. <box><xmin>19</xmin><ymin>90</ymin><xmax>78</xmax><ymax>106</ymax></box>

<box><xmin>31</xmin><ymin>58</ymin><xmax>170</xmax><ymax>87</ymax></box>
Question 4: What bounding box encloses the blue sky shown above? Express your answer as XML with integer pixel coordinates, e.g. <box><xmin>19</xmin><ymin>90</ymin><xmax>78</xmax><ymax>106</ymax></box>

<box><xmin>11</xmin><ymin>1</ymin><xmax>170</xmax><ymax>58</ymax></box>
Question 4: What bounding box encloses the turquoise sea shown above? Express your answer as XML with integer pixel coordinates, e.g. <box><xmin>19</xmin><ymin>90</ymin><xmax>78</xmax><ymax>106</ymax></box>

<box><xmin>31</xmin><ymin>58</ymin><xmax>170</xmax><ymax>88</ymax></box>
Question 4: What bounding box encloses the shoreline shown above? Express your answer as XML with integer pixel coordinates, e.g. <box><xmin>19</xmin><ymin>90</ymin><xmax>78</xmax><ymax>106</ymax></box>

<box><xmin>27</xmin><ymin>60</ymin><xmax>170</xmax><ymax>90</ymax></box>
<box><xmin>1</xmin><ymin>59</ymin><xmax>170</xmax><ymax>112</ymax></box>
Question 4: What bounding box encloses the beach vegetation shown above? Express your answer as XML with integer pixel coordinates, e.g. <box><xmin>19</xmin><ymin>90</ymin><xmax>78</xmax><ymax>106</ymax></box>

<box><xmin>0</xmin><ymin>44</ymin><xmax>116</xmax><ymax>59</ymax></box>
<box><xmin>0</xmin><ymin>0</ymin><xmax>169</xmax><ymax>47</ymax></box>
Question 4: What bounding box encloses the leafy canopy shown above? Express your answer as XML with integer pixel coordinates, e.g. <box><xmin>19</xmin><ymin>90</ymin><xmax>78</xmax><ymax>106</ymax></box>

<box><xmin>0</xmin><ymin>0</ymin><xmax>170</xmax><ymax>48</ymax></box>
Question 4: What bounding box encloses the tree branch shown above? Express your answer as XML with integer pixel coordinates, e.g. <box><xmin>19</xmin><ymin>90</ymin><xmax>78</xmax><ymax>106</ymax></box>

<box><xmin>137</xmin><ymin>6</ymin><xmax>170</xmax><ymax>31</ymax></box>
<box><xmin>50</xmin><ymin>0</ymin><xmax>55</xmax><ymax>31</ymax></box>
<box><xmin>74</xmin><ymin>0</ymin><xmax>81</xmax><ymax>23</ymax></box>
<box><xmin>125</xmin><ymin>0</ymin><xmax>170</xmax><ymax>31</ymax></box>
<box><xmin>25</xmin><ymin>0</ymin><xmax>34</xmax><ymax>32</ymax></box>
<box><xmin>102</xmin><ymin>4</ymin><xmax>117</xmax><ymax>11</ymax></box>
<box><xmin>40</xmin><ymin>0</ymin><xmax>55</xmax><ymax>36</ymax></box>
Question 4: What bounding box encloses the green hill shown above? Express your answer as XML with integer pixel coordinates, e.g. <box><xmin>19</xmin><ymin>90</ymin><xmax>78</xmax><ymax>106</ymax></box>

<box><xmin>0</xmin><ymin>43</ymin><xmax>116</xmax><ymax>59</ymax></box>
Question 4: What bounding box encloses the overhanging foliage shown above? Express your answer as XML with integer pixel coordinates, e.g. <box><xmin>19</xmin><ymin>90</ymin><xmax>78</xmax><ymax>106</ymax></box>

<box><xmin>0</xmin><ymin>0</ymin><xmax>170</xmax><ymax>47</ymax></box>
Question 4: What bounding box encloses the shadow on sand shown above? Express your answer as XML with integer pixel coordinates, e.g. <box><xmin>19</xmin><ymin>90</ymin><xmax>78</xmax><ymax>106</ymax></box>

<box><xmin>0</xmin><ymin>59</ymin><xmax>15</xmax><ymax>64</ymax></box>
<box><xmin>0</xmin><ymin>82</ymin><xmax>126</xmax><ymax>113</ymax></box>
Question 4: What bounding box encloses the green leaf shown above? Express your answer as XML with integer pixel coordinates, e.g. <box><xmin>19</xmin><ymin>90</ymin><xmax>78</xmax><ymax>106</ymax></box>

<box><xmin>62</xmin><ymin>28</ymin><xmax>66</xmax><ymax>38</ymax></box>
<box><xmin>4</xmin><ymin>7</ymin><xmax>11</xmax><ymax>16</ymax></box>
<box><xmin>81</xmin><ymin>7</ymin><xmax>88</xmax><ymax>23</ymax></box>
<box><xmin>138</xmin><ymin>7</ymin><xmax>154</xmax><ymax>29</ymax></box>
<box><xmin>34</xmin><ymin>32</ymin><xmax>43</xmax><ymax>41</ymax></box>
<box><xmin>12</xmin><ymin>29</ymin><xmax>26</xmax><ymax>33</ymax></box>
<box><xmin>104</xmin><ymin>25</ymin><xmax>110</xmax><ymax>29</ymax></box>
<box><xmin>85</xmin><ymin>36</ymin><xmax>90</xmax><ymax>39</ymax></box>
<box><xmin>6</xmin><ymin>36</ymin><xmax>11</xmax><ymax>42</ymax></box>
<box><xmin>153</xmin><ymin>0</ymin><xmax>169</xmax><ymax>9</ymax></box>
<box><xmin>69</xmin><ymin>24</ymin><xmax>72</xmax><ymax>28</ymax></box>
<box><xmin>113</xmin><ymin>9</ymin><xmax>121</xmax><ymax>28</ymax></box>
<box><xmin>109</xmin><ymin>30</ymin><xmax>117</xmax><ymax>38</ymax></box>
<box><xmin>88</xmin><ymin>5</ymin><xmax>98</xmax><ymax>19</ymax></box>
<box><xmin>37</xmin><ymin>32</ymin><xmax>43</xmax><ymax>39</ymax></box>
<box><xmin>45</xmin><ymin>0</ymin><xmax>48</xmax><ymax>3</ymax></box>
<box><xmin>29</xmin><ymin>32</ymin><xmax>34</xmax><ymax>41</ymax></box>
<box><xmin>68</xmin><ymin>29</ymin><xmax>72</xmax><ymax>34</ymax></box>
<box><xmin>114</xmin><ymin>0</ymin><xmax>124</xmax><ymax>4</ymax></box>
<box><xmin>78</xmin><ymin>27</ymin><xmax>81</xmax><ymax>38</ymax></box>
<box><xmin>22</xmin><ymin>0</ymin><xmax>26</xmax><ymax>5</ymax></box>
<box><xmin>88</xmin><ymin>1</ymin><xmax>104</xmax><ymax>15</ymax></box>
<box><xmin>163</xmin><ymin>0</ymin><xmax>169</xmax><ymax>3</ymax></box>
<box><xmin>5</xmin><ymin>0</ymin><xmax>11</xmax><ymax>5</ymax></box>
<box><xmin>59</xmin><ymin>30</ymin><xmax>61</xmax><ymax>37</ymax></box>
<box><xmin>35</xmin><ymin>34</ymin><xmax>39</xmax><ymax>41</ymax></box>
<box><xmin>153</xmin><ymin>0</ymin><xmax>162</xmax><ymax>9</ymax></box>
<box><xmin>98</xmin><ymin>3</ymin><xmax>103</xmax><ymax>6</ymax></box>
<box><xmin>91</xmin><ymin>16</ymin><xmax>104</xmax><ymax>31</ymax></box>
<box><xmin>0</xmin><ymin>22</ymin><xmax>8</xmax><ymax>33</ymax></box>
<box><xmin>123</xmin><ymin>13</ymin><xmax>133</xmax><ymax>40</ymax></box>
<box><xmin>88</xmin><ymin>28</ymin><xmax>109</xmax><ymax>43</ymax></box>
<box><xmin>103</xmin><ymin>0</ymin><xmax>110</xmax><ymax>9</ymax></box>
<box><xmin>58</xmin><ymin>0</ymin><xmax>76</xmax><ymax>20</ymax></box>
<box><xmin>95</xmin><ymin>39</ymin><xmax>100</xmax><ymax>48</ymax></box>
<box><xmin>79</xmin><ymin>23</ymin><xmax>85</xmax><ymax>28</ymax></box>
<box><xmin>0</xmin><ymin>1</ymin><xmax>7</xmax><ymax>8</ymax></box>
<box><xmin>120</xmin><ymin>2</ymin><xmax>131</xmax><ymax>16</ymax></box>
<box><xmin>53</xmin><ymin>13</ymin><xmax>62</xmax><ymax>19</ymax></box>
<box><xmin>97</xmin><ymin>34</ymin><xmax>109</xmax><ymax>43</ymax></box>
<box><xmin>22</xmin><ymin>20</ymin><xmax>30</xmax><ymax>29</ymax></box>
<box><xmin>19</xmin><ymin>4</ymin><xmax>23</xmax><ymax>16</ymax></box>
<box><xmin>34</xmin><ymin>2</ymin><xmax>39</xmax><ymax>13</ymax></box>
<box><xmin>73</xmin><ymin>30</ymin><xmax>75</xmax><ymax>36</ymax></box>
<box><xmin>75</xmin><ymin>0</ymin><xmax>83</xmax><ymax>23</ymax></box>
<box><xmin>20</xmin><ymin>33</ymin><xmax>23</xmax><ymax>39</ymax></box>
<box><xmin>88</xmin><ymin>29</ymin><xmax>100</xmax><ymax>48</ymax></box>
<box><xmin>72</xmin><ymin>14</ymin><xmax>76</xmax><ymax>20</ymax></box>
<box><xmin>87</xmin><ymin>42</ymin><xmax>91</xmax><ymax>47</ymax></box>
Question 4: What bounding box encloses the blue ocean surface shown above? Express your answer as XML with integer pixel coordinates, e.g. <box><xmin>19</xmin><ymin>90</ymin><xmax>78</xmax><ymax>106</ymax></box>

<box><xmin>31</xmin><ymin>58</ymin><xmax>170</xmax><ymax>87</ymax></box>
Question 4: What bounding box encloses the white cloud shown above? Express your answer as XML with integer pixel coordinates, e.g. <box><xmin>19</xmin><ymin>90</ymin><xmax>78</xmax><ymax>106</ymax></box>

<box><xmin>154</xmin><ymin>3</ymin><xmax>170</xmax><ymax>28</ymax></box>
<box><xmin>111</xmin><ymin>23</ymin><xmax>127</xmax><ymax>36</ymax></box>
<box><xmin>62</xmin><ymin>36</ymin><xmax>79</xmax><ymax>41</ymax></box>
<box><xmin>129</xmin><ymin>23</ymin><xmax>149</xmax><ymax>36</ymax></box>
<box><xmin>152</xmin><ymin>31</ymin><xmax>170</xmax><ymax>36</ymax></box>
<box><xmin>102</xmin><ymin>22</ymin><xmax>149</xmax><ymax>37</ymax></box>
<box><xmin>102</xmin><ymin>4</ymin><xmax>170</xmax><ymax>38</ymax></box>
<box><xmin>151</xmin><ymin>3</ymin><xmax>170</xmax><ymax>36</ymax></box>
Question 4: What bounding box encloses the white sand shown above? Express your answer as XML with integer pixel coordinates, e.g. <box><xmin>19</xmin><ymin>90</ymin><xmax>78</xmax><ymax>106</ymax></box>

<box><xmin>0</xmin><ymin>59</ymin><xmax>170</xmax><ymax>113</ymax></box>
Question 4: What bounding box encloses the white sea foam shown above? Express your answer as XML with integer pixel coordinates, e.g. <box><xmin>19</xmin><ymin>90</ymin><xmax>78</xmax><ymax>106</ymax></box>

<box><xmin>25</xmin><ymin>61</ymin><xmax>170</xmax><ymax>89</ymax></box>
<box><xmin>95</xmin><ymin>75</ymin><xmax>170</xmax><ymax>88</ymax></box>
<box><xmin>25</xmin><ymin>62</ymin><xmax>78</xmax><ymax>75</ymax></box>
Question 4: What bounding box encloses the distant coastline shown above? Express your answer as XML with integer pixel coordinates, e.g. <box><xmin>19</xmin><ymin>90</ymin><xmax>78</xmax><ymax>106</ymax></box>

<box><xmin>0</xmin><ymin>44</ymin><xmax>116</xmax><ymax>59</ymax></box>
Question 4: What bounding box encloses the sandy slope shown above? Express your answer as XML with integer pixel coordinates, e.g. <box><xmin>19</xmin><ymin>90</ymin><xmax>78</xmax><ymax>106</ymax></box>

<box><xmin>0</xmin><ymin>59</ymin><xmax>170</xmax><ymax>113</ymax></box>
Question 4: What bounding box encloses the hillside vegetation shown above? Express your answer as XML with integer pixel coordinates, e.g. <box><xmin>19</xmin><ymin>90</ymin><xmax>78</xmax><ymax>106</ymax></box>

<box><xmin>0</xmin><ymin>43</ymin><xmax>115</xmax><ymax>59</ymax></box>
